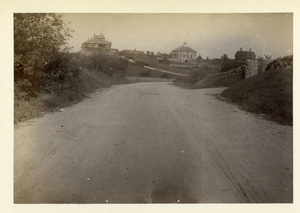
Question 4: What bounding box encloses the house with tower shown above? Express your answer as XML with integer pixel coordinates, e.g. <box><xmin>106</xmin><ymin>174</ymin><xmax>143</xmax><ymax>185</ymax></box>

<box><xmin>81</xmin><ymin>33</ymin><xmax>118</xmax><ymax>55</ymax></box>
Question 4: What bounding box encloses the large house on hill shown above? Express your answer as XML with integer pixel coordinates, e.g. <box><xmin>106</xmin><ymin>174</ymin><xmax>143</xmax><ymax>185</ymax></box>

<box><xmin>235</xmin><ymin>48</ymin><xmax>256</xmax><ymax>61</ymax></box>
<box><xmin>171</xmin><ymin>43</ymin><xmax>197</xmax><ymax>64</ymax></box>
<box><xmin>81</xmin><ymin>33</ymin><xmax>118</xmax><ymax>55</ymax></box>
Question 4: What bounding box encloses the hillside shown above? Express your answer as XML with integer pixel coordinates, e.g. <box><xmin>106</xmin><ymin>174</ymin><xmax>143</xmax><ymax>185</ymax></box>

<box><xmin>193</xmin><ymin>73</ymin><xmax>243</xmax><ymax>89</ymax></box>
<box><xmin>220</xmin><ymin>67</ymin><xmax>293</xmax><ymax>125</ymax></box>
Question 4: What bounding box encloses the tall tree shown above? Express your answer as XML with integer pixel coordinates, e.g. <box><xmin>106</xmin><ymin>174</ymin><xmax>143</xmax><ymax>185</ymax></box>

<box><xmin>14</xmin><ymin>13</ymin><xmax>73</xmax><ymax>97</ymax></box>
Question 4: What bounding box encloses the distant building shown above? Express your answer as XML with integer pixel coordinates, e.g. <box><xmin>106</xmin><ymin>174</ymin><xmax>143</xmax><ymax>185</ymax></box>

<box><xmin>171</xmin><ymin>43</ymin><xmax>197</xmax><ymax>64</ymax></box>
<box><xmin>235</xmin><ymin>48</ymin><xmax>256</xmax><ymax>61</ymax></box>
<box><xmin>119</xmin><ymin>49</ymin><xmax>145</xmax><ymax>57</ymax></box>
<box><xmin>157</xmin><ymin>51</ymin><xmax>169</xmax><ymax>58</ymax></box>
<box><xmin>81</xmin><ymin>33</ymin><xmax>118</xmax><ymax>55</ymax></box>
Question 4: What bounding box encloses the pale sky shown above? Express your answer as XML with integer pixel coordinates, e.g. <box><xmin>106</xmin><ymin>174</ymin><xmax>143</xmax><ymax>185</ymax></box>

<box><xmin>63</xmin><ymin>13</ymin><xmax>293</xmax><ymax>59</ymax></box>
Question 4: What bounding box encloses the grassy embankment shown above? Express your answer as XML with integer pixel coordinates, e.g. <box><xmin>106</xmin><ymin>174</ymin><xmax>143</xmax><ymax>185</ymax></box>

<box><xmin>192</xmin><ymin>73</ymin><xmax>243</xmax><ymax>89</ymax></box>
<box><xmin>172</xmin><ymin>57</ymin><xmax>293</xmax><ymax>125</ymax></box>
<box><xmin>14</xmin><ymin>53</ymin><xmax>129</xmax><ymax>124</ymax></box>
<box><xmin>172</xmin><ymin>59</ymin><xmax>222</xmax><ymax>89</ymax></box>
<box><xmin>221</xmin><ymin>67</ymin><xmax>293</xmax><ymax>125</ymax></box>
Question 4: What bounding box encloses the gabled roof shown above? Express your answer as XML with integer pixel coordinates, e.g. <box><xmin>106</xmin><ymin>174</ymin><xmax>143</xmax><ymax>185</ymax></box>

<box><xmin>172</xmin><ymin>44</ymin><xmax>197</xmax><ymax>52</ymax></box>
<box><xmin>83</xmin><ymin>34</ymin><xmax>112</xmax><ymax>45</ymax></box>
<box><xmin>235</xmin><ymin>51</ymin><xmax>255</xmax><ymax>56</ymax></box>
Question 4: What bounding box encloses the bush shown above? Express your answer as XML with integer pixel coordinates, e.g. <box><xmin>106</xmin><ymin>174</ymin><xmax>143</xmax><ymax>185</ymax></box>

<box><xmin>14</xmin><ymin>52</ymin><xmax>129</xmax><ymax>123</ymax></box>
<box><xmin>188</xmin><ymin>66</ymin><xmax>209</xmax><ymax>84</ymax></box>
<box><xmin>41</xmin><ymin>52</ymin><xmax>80</xmax><ymax>94</ymax></box>
<box><xmin>77</xmin><ymin>52</ymin><xmax>128</xmax><ymax>75</ymax></box>
<box><xmin>41</xmin><ymin>52</ymin><xmax>128</xmax><ymax>95</ymax></box>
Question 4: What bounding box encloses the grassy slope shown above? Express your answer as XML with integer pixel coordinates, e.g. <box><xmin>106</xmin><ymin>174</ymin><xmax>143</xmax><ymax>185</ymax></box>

<box><xmin>221</xmin><ymin>68</ymin><xmax>293</xmax><ymax>125</ymax></box>
<box><xmin>193</xmin><ymin>73</ymin><xmax>243</xmax><ymax>89</ymax></box>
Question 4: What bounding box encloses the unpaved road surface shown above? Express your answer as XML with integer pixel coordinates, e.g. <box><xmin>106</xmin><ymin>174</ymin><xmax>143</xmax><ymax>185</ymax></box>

<box><xmin>14</xmin><ymin>82</ymin><xmax>293</xmax><ymax>203</ymax></box>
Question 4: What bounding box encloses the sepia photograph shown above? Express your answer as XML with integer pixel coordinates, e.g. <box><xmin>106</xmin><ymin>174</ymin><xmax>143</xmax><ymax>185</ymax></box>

<box><xmin>12</xmin><ymin>13</ymin><xmax>294</xmax><ymax>204</ymax></box>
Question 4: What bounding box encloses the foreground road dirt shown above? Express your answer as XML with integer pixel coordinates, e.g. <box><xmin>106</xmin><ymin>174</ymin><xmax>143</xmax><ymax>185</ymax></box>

<box><xmin>14</xmin><ymin>82</ymin><xmax>293</xmax><ymax>203</ymax></box>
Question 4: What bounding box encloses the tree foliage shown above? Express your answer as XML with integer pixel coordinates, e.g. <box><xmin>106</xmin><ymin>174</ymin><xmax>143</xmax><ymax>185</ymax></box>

<box><xmin>78</xmin><ymin>52</ymin><xmax>128</xmax><ymax>75</ymax></box>
<box><xmin>221</xmin><ymin>54</ymin><xmax>228</xmax><ymax>61</ymax></box>
<box><xmin>14</xmin><ymin>13</ymin><xmax>74</xmax><ymax>98</ymax></box>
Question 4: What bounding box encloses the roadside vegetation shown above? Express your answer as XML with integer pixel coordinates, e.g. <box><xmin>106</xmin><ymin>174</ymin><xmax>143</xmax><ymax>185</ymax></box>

<box><xmin>173</xmin><ymin>56</ymin><xmax>292</xmax><ymax>125</ymax></box>
<box><xmin>192</xmin><ymin>73</ymin><xmax>243</xmax><ymax>89</ymax></box>
<box><xmin>221</xmin><ymin>67</ymin><xmax>293</xmax><ymax>125</ymax></box>
<box><xmin>172</xmin><ymin>63</ymin><xmax>220</xmax><ymax>89</ymax></box>
<box><xmin>14</xmin><ymin>14</ymin><xmax>128</xmax><ymax>124</ymax></box>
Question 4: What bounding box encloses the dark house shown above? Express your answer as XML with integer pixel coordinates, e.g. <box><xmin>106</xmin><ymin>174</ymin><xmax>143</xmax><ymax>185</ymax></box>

<box><xmin>235</xmin><ymin>48</ymin><xmax>256</xmax><ymax>61</ymax></box>
<box><xmin>81</xmin><ymin>33</ymin><xmax>118</xmax><ymax>55</ymax></box>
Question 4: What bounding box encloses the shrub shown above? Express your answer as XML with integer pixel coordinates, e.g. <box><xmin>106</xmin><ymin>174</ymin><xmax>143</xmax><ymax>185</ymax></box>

<box><xmin>77</xmin><ymin>52</ymin><xmax>127</xmax><ymax>75</ymax></box>
<box><xmin>14</xmin><ymin>51</ymin><xmax>129</xmax><ymax>123</ymax></box>
<box><xmin>188</xmin><ymin>66</ymin><xmax>209</xmax><ymax>84</ymax></box>
<box><xmin>41</xmin><ymin>52</ymin><xmax>80</xmax><ymax>94</ymax></box>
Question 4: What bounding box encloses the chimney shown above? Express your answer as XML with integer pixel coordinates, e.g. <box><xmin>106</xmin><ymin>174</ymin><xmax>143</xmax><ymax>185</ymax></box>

<box><xmin>183</xmin><ymin>42</ymin><xmax>187</xmax><ymax>46</ymax></box>
<box><xmin>250</xmin><ymin>48</ymin><xmax>251</xmax><ymax>52</ymax></box>
<box><xmin>240</xmin><ymin>48</ymin><xmax>242</xmax><ymax>51</ymax></box>
<box><xmin>94</xmin><ymin>33</ymin><xmax>95</xmax><ymax>37</ymax></box>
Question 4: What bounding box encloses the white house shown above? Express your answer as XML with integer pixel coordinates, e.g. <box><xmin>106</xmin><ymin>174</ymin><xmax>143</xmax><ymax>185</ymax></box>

<box><xmin>171</xmin><ymin>43</ymin><xmax>197</xmax><ymax>64</ymax></box>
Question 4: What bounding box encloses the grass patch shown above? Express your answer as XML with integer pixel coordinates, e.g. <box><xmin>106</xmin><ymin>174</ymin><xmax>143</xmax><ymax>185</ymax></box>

<box><xmin>221</xmin><ymin>67</ymin><xmax>293</xmax><ymax>125</ymax></box>
<box><xmin>172</xmin><ymin>76</ymin><xmax>193</xmax><ymax>89</ymax></box>
<box><xmin>193</xmin><ymin>73</ymin><xmax>243</xmax><ymax>89</ymax></box>
<box><xmin>172</xmin><ymin>65</ymin><xmax>220</xmax><ymax>89</ymax></box>
<box><xmin>125</xmin><ymin>63</ymin><xmax>152</xmax><ymax>76</ymax></box>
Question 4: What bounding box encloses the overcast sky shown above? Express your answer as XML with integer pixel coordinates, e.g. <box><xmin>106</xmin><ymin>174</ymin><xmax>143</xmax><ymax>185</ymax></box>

<box><xmin>63</xmin><ymin>13</ymin><xmax>293</xmax><ymax>59</ymax></box>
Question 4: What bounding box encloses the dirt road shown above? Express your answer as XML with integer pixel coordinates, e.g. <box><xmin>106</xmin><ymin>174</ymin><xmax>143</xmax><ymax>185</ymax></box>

<box><xmin>14</xmin><ymin>82</ymin><xmax>293</xmax><ymax>203</ymax></box>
